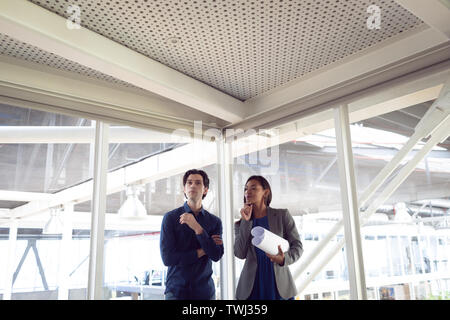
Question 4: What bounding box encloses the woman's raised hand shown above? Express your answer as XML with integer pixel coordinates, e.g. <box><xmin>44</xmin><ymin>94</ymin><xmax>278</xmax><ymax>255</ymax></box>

<box><xmin>240</xmin><ymin>203</ymin><xmax>253</xmax><ymax>221</ymax></box>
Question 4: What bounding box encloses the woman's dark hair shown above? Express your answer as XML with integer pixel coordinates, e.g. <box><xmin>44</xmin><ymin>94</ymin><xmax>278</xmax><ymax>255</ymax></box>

<box><xmin>244</xmin><ymin>175</ymin><xmax>272</xmax><ymax>206</ymax></box>
<box><xmin>183</xmin><ymin>169</ymin><xmax>210</xmax><ymax>199</ymax></box>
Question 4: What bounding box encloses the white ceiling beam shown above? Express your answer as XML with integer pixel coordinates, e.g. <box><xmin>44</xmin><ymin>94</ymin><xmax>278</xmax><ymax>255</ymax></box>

<box><xmin>231</xmin><ymin>52</ymin><xmax>450</xmax><ymax>132</ymax></box>
<box><xmin>9</xmin><ymin>141</ymin><xmax>218</xmax><ymax>219</ymax></box>
<box><xmin>5</xmin><ymin>71</ymin><xmax>448</xmax><ymax>219</ymax></box>
<box><xmin>0</xmin><ymin>211</ymin><xmax>163</xmax><ymax>231</ymax></box>
<box><xmin>0</xmin><ymin>209</ymin><xmax>11</xmax><ymax>219</ymax></box>
<box><xmin>395</xmin><ymin>0</ymin><xmax>450</xmax><ymax>39</ymax></box>
<box><xmin>230</xmin><ymin>84</ymin><xmax>444</xmax><ymax>163</ymax></box>
<box><xmin>0</xmin><ymin>0</ymin><xmax>245</xmax><ymax>124</ymax></box>
<box><xmin>243</xmin><ymin>26</ymin><xmax>449</xmax><ymax>122</ymax></box>
<box><xmin>0</xmin><ymin>85</ymin><xmax>442</xmax><ymax>144</ymax></box>
<box><xmin>0</xmin><ymin>126</ymin><xmax>192</xmax><ymax>144</ymax></box>
<box><xmin>4</xmin><ymin>83</ymin><xmax>446</xmax><ymax>218</ymax></box>
<box><xmin>236</xmin><ymin>59</ymin><xmax>450</xmax><ymax>149</ymax></box>
<box><xmin>0</xmin><ymin>190</ymin><xmax>53</xmax><ymax>202</ymax></box>
<box><xmin>0</xmin><ymin>55</ymin><xmax>227</xmax><ymax>131</ymax></box>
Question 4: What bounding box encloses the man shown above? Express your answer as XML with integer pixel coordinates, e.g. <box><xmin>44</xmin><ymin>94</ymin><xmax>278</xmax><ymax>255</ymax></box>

<box><xmin>160</xmin><ymin>169</ymin><xmax>224</xmax><ymax>300</ymax></box>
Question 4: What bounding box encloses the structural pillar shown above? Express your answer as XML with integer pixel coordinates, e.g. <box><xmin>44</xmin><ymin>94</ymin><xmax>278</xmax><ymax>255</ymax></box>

<box><xmin>217</xmin><ymin>136</ymin><xmax>236</xmax><ymax>300</ymax></box>
<box><xmin>87</xmin><ymin>121</ymin><xmax>109</xmax><ymax>300</ymax></box>
<box><xmin>2</xmin><ymin>218</ymin><xmax>18</xmax><ymax>300</ymax></box>
<box><xmin>334</xmin><ymin>104</ymin><xmax>367</xmax><ymax>300</ymax></box>
<box><xmin>58</xmin><ymin>202</ymin><xmax>74</xmax><ymax>300</ymax></box>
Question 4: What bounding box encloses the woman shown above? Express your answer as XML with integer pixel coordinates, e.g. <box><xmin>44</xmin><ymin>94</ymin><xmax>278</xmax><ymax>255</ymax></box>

<box><xmin>234</xmin><ymin>175</ymin><xmax>303</xmax><ymax>300</ymax></box>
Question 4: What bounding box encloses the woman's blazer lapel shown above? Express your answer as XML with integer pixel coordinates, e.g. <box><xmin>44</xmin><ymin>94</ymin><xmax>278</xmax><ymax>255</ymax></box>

<box><xmin>267</xmin><ymin>207</ymin><xmax>280</xmax><ymax>236</ymax></box>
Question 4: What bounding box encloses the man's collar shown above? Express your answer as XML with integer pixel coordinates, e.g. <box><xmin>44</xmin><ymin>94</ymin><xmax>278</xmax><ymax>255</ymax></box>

<box><xmin>183</xmin><ymin>201</ymin><xmax>206</xmax><ymax>216</ymax></box>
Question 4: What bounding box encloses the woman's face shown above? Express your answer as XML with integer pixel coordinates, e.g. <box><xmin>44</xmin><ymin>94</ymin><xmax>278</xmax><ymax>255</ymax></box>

<box><xmin>244</xmin><ymin>179</ymin><xmax>268</xmax><ymax>205</ymax></box>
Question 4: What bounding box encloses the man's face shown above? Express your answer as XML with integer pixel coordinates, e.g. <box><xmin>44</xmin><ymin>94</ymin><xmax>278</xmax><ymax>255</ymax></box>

<box><xmin>184</xmin><ymin>174</ymin><xmax>208</xmax><ymax>201</ymax></box>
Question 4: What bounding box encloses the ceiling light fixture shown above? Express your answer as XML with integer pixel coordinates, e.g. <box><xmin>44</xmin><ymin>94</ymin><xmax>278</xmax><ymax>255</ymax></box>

<box><xmin>118</xmin><ymin>185</ymin><xmax>147</xmax><ymax>219</ymax></box>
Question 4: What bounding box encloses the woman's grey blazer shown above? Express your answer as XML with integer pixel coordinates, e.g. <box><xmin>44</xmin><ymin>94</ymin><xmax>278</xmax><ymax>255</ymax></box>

<box><xmin>234</xmin><ymin>207</ymin><xmax>303</xmax><ymax>300</ymax></box>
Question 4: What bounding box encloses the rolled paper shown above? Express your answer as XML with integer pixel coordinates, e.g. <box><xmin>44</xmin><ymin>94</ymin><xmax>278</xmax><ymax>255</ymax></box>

<box><xmin>251</xmin><ymin>226</ymin><xmax>289</xmax><ymax>255</ymax></box>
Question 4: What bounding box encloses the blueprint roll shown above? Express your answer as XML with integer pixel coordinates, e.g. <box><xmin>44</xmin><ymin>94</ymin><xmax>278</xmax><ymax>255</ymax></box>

<box><xmin>251</xmin><ymin>226</ymin><xmax>289</xmax><ymax>255</ymax></box>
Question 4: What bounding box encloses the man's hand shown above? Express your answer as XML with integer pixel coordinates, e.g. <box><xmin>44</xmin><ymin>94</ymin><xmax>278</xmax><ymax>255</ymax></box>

<box><xmin>197</xmin><ymin>248</ymin><xmax>206</xmax><ymax>258</ymax></box>
<box><xmin>211</xmin><ymin>234</ymin><xmax>223</xmax><ymax>245</ymax></box>
<box><xmin>240</xmin><ymin>203</ymin><xmax>252</xmax><ymax>221</ymax></box>
<box><xmin>179</xmin><ymin>213</ymin><xmax>203</xmax><ymax>235</ymax></box>
<box><xmin>266</xmin><ymin>245</ymin><xmax>285</xmax><ymax>266</ymax></box>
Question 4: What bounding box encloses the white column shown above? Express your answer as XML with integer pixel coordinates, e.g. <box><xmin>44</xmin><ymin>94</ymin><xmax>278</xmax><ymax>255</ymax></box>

<box><xmin>87</xmin><ymin>121</ymin><xmax>109</xmax><ymax>300</ymax></box>
<box><xmin>439</xmin><ymin>279</ymin><xmax>445</xmax><ymax>299</ymax></box>
<box><xmin>397</xmin><ymin>235</ymin><xmax>406</xmax><ymax>277</ymax></box>
<box><xmin>217</xmin><ymin>136</ymin><xmax>236</xmax><ymax>300</ymax></box>
<box><xmin>410</xmin><ymin>282</ymin><xmax>416</xmax><ymax>300</ymax></box>
<box><xmin>418</xmin><ymin>235</ymin><xmax>426</xmax><ymax>274</ymax></box>
<box><xmin>2</xmin><ymin>218</ymin><xmax>18</xmax><ymax>300</ymax></box>
<box><xmin>373</xmin><ymin>287</ymin><xmax>378</xmax><ymax>300</ymax></box>
<box><xmin>334</xmin><ymin>104</ymin><xmax>367</xmax><ymax>300</ymax></box>
<box><xmin>57</xmin><ymin>203</ymin><xmax>74</xmax><ymax>300</ymax></box>
<box><xmin>88</xmin><ymin>120</ymin><xmax>96</xmax><ymax>178</ymax></box>
<box><xmin>409</xmin><ymin>237</ymin><xmax>416</xmax><ymax>275</ymax></box>
<box><xmin>386</xmin><ymin>236</ymin><xmax>395</xmax><ymax>277</ymax></box>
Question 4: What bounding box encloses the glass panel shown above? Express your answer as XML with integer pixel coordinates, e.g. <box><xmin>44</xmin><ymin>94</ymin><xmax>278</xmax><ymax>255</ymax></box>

<box><xmin>97</xmin><ymin>124</ymin><xmax>220</xmax><ymax>300</ymax></box>
<box><xmin>366</xmin><ymin>287</ymin><xmax>377</xmax><ymax>300</ymax></box>
<box><xmin>411</xmin><ymin>236</ymin><xmax>423</xmax><ymax>274</ymax></box>
<box><xmin>231</xmin><ymin>123</ymin><xmax>348</xmax><ymax>300</ymax></box>
<box><xmin>401</xmin><ymin>236</ymin><xmax>413</xmax><ymax>276</ymax></box>
<box><xmin>363</xmin><ymin>235</ymin><xmax>379</xmax><ymax>277</ymax></box>
<box><xmin>352</xmin><ymin>100</ymin><xmax>450</xmax><ymax>300</ymax></box>
<box><xmin>389</xmin><ymin>236</ymin><xmax>402</xmax><ymax>276</ymax></box>
<box><xmin>0</xmin><ymin>104</ymin><xmax>94</xmax><ymax>300</ymax></box>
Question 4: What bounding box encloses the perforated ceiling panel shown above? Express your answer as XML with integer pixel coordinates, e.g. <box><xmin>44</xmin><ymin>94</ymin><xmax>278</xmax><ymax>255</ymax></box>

<box><xmin>11</xmin><ymin>0</ymin><xmax>425</xmax><ymax>100</ymax></box>
<box><xmin>0</xmin><ymin>33</ymin><xmax>141</xmax><ymax>90</ymax></box>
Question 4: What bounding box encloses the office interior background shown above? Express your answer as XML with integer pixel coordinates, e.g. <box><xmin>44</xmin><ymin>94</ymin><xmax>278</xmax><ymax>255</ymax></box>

<box><xmin>0</xmin><ymin>0</ymin><xmax>449</xmax><ymax>300</ymax></box>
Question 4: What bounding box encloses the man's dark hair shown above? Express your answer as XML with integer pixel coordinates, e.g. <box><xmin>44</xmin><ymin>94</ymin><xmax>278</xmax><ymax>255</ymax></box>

<box><xmin>244</xmin><ymin>175</ymin><xmax>272</xmax><ymax>206</ymax></box>
<box><xmin>183</xmin><ymin>169</ymin><xmax>210</xmax><ymax>199</ymax></box>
